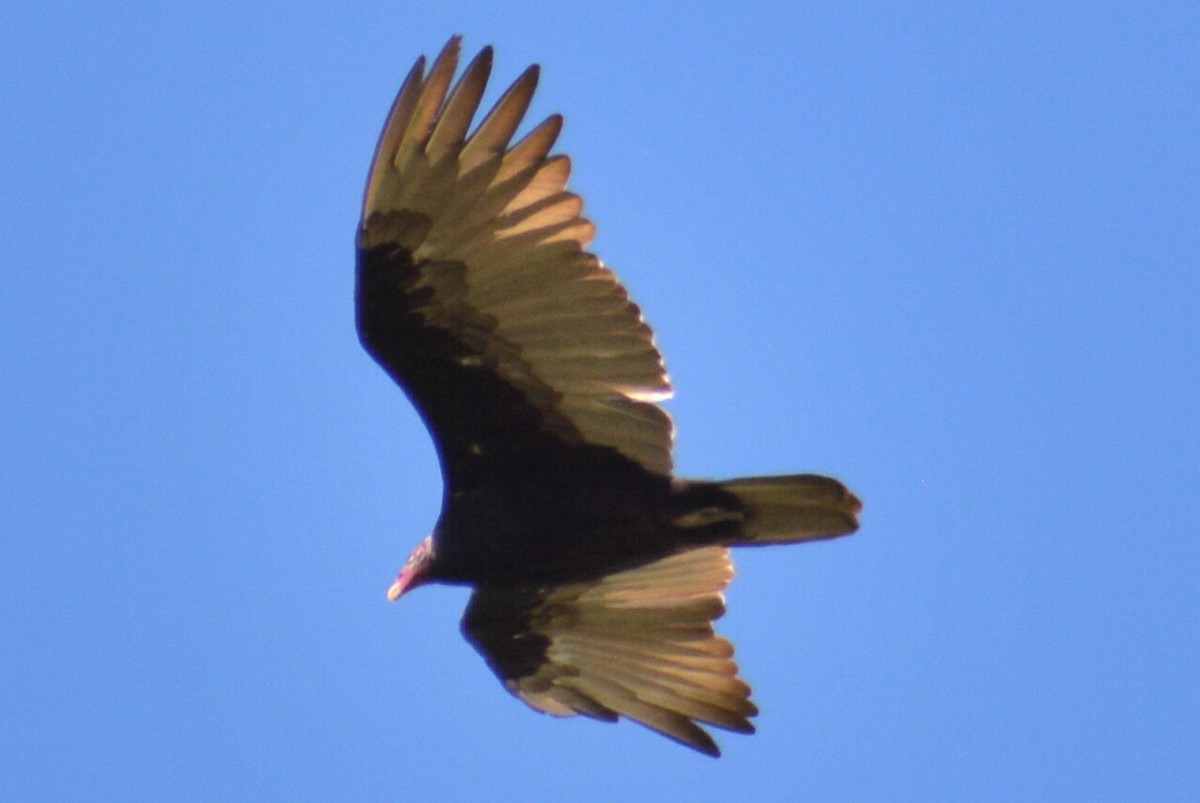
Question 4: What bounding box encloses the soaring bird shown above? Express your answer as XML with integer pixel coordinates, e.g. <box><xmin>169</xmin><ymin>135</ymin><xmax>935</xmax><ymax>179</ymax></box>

<box><xmin>357</xmin><ymin>38</ymin><xmax>861</xmax><ymax>756</ymax></box>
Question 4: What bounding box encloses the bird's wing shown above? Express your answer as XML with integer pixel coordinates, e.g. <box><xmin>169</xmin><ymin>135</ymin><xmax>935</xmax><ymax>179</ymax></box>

<box><xmin>461</xmin><ymin>547</ymin><xmax>757</xmax><ymax>757</ymax></box>
<box><xmin>357</xmin><ymin>38</ymin><xmax>673</xmax><ymax>486</ymax></box>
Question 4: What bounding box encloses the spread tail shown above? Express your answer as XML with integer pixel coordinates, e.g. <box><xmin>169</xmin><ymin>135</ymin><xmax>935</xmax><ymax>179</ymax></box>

<box><xmin>718</xmin><ymin>474</ymin><xmax>861</xmax><ymax>546</ymax></box>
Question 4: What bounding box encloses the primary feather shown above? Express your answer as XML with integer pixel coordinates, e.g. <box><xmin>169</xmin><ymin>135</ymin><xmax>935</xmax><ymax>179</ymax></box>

<box><xmin>360</xmin><ymin>38</ymin><xmax>861</xmax><ymax>756</ymax></box>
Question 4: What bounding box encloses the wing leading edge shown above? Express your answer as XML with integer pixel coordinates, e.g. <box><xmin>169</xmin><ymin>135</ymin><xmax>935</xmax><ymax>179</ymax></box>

<box><xmin>357</xmin><ymin>38</ymin><xmax>675</xmax><ymax>487</ymax></box>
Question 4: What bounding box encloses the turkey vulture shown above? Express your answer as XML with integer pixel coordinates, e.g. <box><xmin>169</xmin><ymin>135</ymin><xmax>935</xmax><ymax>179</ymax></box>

<box><xmin>358</xmin><ymin>38</ymin><xmax>861</xmax><ymax>757</ymax></box>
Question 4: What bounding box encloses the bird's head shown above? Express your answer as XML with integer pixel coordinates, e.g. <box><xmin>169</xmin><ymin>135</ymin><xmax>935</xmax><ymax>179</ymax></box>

<box><xmin>387</xmin><ymin>534</ymin><xmax>435</xmax><ymax>601</ymax></box>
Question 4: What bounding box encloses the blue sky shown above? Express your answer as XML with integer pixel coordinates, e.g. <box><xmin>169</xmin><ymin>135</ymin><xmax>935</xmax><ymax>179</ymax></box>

<box><xmin>3</xmin><ymin>3</ymin><xmax>1197</xmax><ymax>800</ymax></box>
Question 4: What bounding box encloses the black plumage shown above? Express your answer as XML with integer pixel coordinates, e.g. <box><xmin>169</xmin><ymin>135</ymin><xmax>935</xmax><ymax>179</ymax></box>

<box><xmin>359</xmin><ymin>38</ymin><xmax>861</xmax><ymax>756</ymax></box>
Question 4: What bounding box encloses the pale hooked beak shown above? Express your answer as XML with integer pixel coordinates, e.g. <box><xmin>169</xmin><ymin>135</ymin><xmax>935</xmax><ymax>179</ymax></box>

<box><xmin>387</xmin><ymin>569</ymin><xmax>419</xmax><ymax>601</ymax></box>
<box><xmin>388</xmin><ymin>536</ymin><xmax>433</xmax><ymax>601</ymax></box>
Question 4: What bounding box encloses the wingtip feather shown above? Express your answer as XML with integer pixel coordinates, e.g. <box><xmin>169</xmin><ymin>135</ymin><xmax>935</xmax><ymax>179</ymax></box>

<box><xmin>426</xmin><ymin>45</ymin><xmax>493</xmax><ymax>163</ymax></box>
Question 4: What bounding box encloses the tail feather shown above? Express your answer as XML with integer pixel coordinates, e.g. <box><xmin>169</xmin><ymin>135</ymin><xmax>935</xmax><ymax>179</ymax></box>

<box><xmin>718</xmin><ymin>474</ymin><xmax>861</xmax><ymax>546</ymax></box>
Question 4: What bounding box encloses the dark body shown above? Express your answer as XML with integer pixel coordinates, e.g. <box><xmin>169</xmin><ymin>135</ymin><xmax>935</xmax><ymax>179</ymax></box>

<box><xmin>358</xmin><ymin>240</ymin><xmax>744</xmax><ymax>586</ymax></box>
<box><xmin>360</xmin><ymin>39</ymin><xmax>861</xmax><ymax>756</ymax></box>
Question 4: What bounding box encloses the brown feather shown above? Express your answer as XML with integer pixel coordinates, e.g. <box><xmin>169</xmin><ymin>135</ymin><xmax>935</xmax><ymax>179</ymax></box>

<box><xmin>362</xmin><ymin>40</ymin><xmax>862</xmax><ymax>758</ymax></box>
<box><xmin>460</xmin><ymin>65</ymin><xmax>541</xmax><ymax>171</ymax></box>
<box><xmin>462</xmin><ymin>548</ymin><xmax>751</xmax><ymax>756</ymax></box>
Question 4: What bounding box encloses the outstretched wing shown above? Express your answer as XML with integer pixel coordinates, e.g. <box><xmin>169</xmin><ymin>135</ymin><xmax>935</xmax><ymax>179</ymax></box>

<box><xmin>357</xmin><ymin>38</ymin><xmax>673</xmax><ymax>488</ymax></box>
<box><xmin>461</xmin><ymin>547</ymin><xmax>757</xmax><ymax>757</ymax></box>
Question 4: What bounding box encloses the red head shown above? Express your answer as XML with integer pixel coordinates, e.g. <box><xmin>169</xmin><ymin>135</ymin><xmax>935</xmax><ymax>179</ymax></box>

<box><xmin>387</xmin><ymin>535</ymin><xmax>435</xmax><ymax>601</ymax></box>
